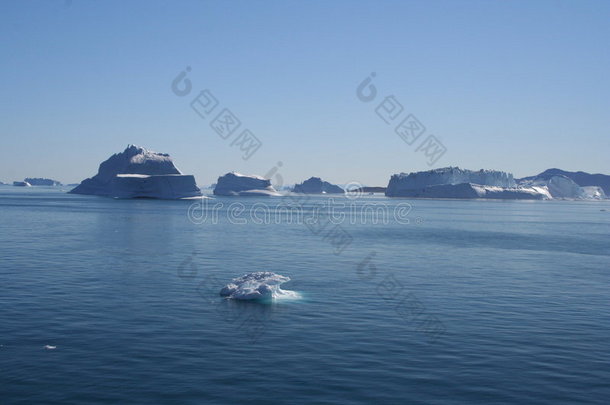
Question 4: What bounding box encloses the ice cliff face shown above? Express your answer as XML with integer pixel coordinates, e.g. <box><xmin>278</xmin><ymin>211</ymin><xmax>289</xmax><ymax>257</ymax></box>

<box><xmin>292</xmin><ymin>177</ymin><xmax>344</xmax><ymax>194</ymax></box>
<box><xmin>213</xmin><ymin>172</ymin><xmax>280</xmax><ymax>196</ymax></box>
<box><xmin>69</xmin><ymin>145</ymin><xmax>201</xmax><ymax>199</ymax></box>
<box><xmin>546</xmin><ymin>176</ymin><xmax>584</xmax><ymax>199</ymax></box>
<box><xmin>385</xmin><ymin>167</ymin><xmax>551</xmax><ymax>199</ymax></box>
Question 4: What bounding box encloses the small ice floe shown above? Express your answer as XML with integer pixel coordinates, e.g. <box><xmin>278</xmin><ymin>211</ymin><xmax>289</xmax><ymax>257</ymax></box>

<box><xmin>44</xmin><ymin>345</ymin><xmax>57</xmax><ymax>350</ymax></box>
<box><xmin>220</xmin><ymin>272</ymin><xmax>300</xmax><ymax>301</ymax></box>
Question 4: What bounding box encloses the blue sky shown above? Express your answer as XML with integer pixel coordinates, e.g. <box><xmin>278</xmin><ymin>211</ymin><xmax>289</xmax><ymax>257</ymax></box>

<box><xmin>1</xmin><ymin>0</ymin><xmax>609</xmax><ymax>186</ymax></box>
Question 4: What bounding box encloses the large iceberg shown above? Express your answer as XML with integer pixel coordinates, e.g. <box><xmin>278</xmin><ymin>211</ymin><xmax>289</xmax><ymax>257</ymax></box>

<box><xmin>70</xmin><ymin>145</ymin><xmax>202</xmax><ymax>199</ymax></box>
<box><xmin>387</xmin><ymin>167</ymin><xmax>516</xmax><ymax>191</ymax></box>
<box><xmin>220</xmin><ymin>272</ymin><xmax>299</xmax><ymax>301</ymax></box>
<box><xmin>24</xmin><ymin>178</ymin><xmax>62</xmax><ymax>186</ymax></box>
<box><xmin>386</xmin><ymin>167</ymin><xmax>549</xmax><ymax>199</ymax></box>
<box><xmin>292</xmin><ymin>177</ymin><xmax>344</xmax><ymax>194</ymax></box>
<box><xmin>213</xmin><ymin>172</ymin><xmax>280</xmax><ymax>196</ymax></box>
<box><xmin>519</xmin><ymin>168</ymin><xmax>610</xmax><ymax>195</ymax></box>
<box><xmin>519</xmin><ymin>174</ymin><xmax>607</xmax><ymax>200</ymax></box>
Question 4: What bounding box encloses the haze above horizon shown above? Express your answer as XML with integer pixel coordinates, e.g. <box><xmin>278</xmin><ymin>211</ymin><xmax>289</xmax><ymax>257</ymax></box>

<box><xmin>1</xmin><ymin>0</ymin><xmax>609</xmax><ymax>185</ymax></box>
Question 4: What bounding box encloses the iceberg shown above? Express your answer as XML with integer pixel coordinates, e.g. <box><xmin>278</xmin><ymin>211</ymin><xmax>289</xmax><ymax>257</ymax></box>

<box><xmin>386</xmin><ymin>167</ymin><xmax>549</xmax><ymax>199</ymax></box>
<box><xmin>69</xmin><ymin>145</ymin><xmax>202</xmax><ymax>199</ymax></box>
<box><xmin>24</xmin><ymin>178</ymin><xmax>62</xmax><ymax>186</ymax></box>
<box><xmin>546</xmin><ymin>176</ymin><xmax>582</xmax><ymax>198</ymax></box>
<box><xmin>213</xmin><ymin>172</ymin><xmax>280</xmax><ymax>196</ymax></box>
<box><xmin>220</xmin><ymin>272</ymin><xmax>299</xmax><ymax>301</ymax></box>
<box><xmin>13</xmin><ymin>181</ymin><xmax>32</xmax><ymax>187</ymax></box>
<box><xmin>519</xmin><ymin>168</ymin><xmax>610</xmax><ymax>195</ymax></box>
<box><xmin>387</xmin><ymin>167</ymin><xmax>516</xmax><ymax>192</ymax></box>
<box><xmin>518</xmin><ymin>171</ymin><xmax>608</xmax><ymax>200</ymax></box>
<box><xmin>292</xmin><ymin>177</ymin><xmax>344</xmax><ymax>194</ymax></box>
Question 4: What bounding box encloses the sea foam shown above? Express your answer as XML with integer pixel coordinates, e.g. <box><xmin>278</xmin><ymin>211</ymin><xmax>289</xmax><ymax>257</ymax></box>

<box><xmin>220</xmin><ymin>272</ymin><xmax>299</xmax><ymax>301</ymax></box>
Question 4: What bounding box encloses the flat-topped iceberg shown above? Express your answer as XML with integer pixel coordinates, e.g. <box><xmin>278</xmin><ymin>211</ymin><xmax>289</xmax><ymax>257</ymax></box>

<box><xmin>70</xmin><ymin>145</ymin><xmax>202</xmax><ymax>199</ymax></box>
<box><xmin>13</xmin><ymin>181</ymin><xmax>32</xmax><ymax>187</ymax></box>
<box><xmin>213</xmin><ymin>172</ymin><xmax>280</xmax><ymax>196</ymax></box>
<box><xmin>386</xmin><ymin>167</ymin><xmax>549</xmax><ymax>199</ymax></box>
<box><xmin>387</xmin><ymin>167</ymin><xmax>516</xmax><ymax>192</ymax></box>
<box><xmin>220</xmin><ymin>272</ymin><xmax>299</xmax><ymax>301</ymax></box>
<box><xmin>24</xmin><ymin>178</ymin><xmax>62</xmax><ymax>186</ymax></box>
<box><xmin>292</xmin><ymin>177</ymin><xmax>344</xmax><ymax>194</ymax></box>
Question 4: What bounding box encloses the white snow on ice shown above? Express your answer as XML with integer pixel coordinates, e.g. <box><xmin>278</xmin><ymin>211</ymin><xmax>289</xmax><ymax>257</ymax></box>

<box><xmin>220</xmin><ymin>272</ymin><xmax>300</xmax><ymax>301</ymax></box>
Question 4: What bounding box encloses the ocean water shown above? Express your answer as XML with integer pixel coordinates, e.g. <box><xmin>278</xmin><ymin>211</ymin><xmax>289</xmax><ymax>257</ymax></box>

<box><xmin>1</xmin><ymin>186</ymin><xmax>609</xmax><ymax>404</ymax></box>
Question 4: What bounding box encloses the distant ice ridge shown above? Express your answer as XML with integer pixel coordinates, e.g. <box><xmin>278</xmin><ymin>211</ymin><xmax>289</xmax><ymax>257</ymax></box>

<box><xmin>24</xmin><ymin>178</ymin><xmax>62</xmax><ymax>186</ymax></box>
<box><xmin>69</xmin><ymin>145</ymin><xmax>202</xmax><ymax>199</ymax></box>
<box><xmin>213</xmin><ymin>172</ymin><xmax>281</xmax><ymax>196</ymax></box>
<box><xmin>220</xmin><ymin>272</ymin><xmax>299</xmax><ymax>301</ymax></box>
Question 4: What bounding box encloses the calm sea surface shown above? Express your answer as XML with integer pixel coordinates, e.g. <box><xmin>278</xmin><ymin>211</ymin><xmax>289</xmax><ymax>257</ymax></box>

<box><xmin>1</xmin><ymin>187</ymin><xmax>609</xmax><ymax>404</ymax></box>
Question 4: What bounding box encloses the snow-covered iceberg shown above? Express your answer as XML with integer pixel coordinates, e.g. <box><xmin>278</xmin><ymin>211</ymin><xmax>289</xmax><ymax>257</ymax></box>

<box><xmin>69</xmin><ymin>145</ymin><xmax>202</xmax><ymax>199</ymax></box>
<box><xmin>546</xmin><ymin>175</ymin><xmax>582</xmax><ymax>198</ymax></box>
<box><xmin>220</xmin><ymin>272</ymin><xmax>299</xmax><ymax>301</ymax></box>
<box><xmin>24</xmin><ymin>178</ymin><xmax>62</xmax><ymax>186</ymax></box>
<box><xmin>292</xmin><ymin>177</ymin><xmax>344</xmax><ymax>194</ymax></box>
<box><xmin>519</xmin><ymin>168</ymin><xmax>610</xmax><ymax>195</ymax></box>
<box><xmin>519</xmin><ymin>174</ymin><xmax>607</xmax><ymax>200</ymax></box>
<box><xmin>386</xmin><ymin>167</ymin><xmax>550</xmax><ymax>199</ymax></box>
<box><xmin>213</xmin><ymin>172</ymin><xmax>280</xmax><ymax>196</ymax></box>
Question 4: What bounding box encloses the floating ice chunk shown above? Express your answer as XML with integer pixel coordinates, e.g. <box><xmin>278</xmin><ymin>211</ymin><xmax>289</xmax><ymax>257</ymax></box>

<box><xmin>44</xmin><ymin>345</ymin><xmax>57</xmax><ymax>350</ymax></box>
<box><xmin>220</xmin><ymin>272</ymin><xmax>299</xmax><ymax>301</ymax></box>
